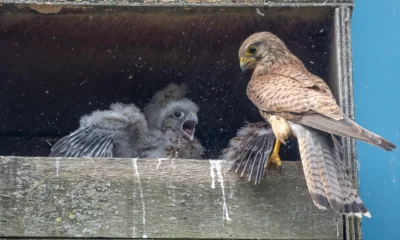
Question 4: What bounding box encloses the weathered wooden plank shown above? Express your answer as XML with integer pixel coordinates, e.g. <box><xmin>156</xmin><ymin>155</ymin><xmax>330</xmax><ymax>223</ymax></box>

<box><xmin>0</xmin><ymin>0</ymin><xmax>353</xmax><ymax>8</ymax></box>
<box><xmin>0</xmin><ymin>157</ymin><xmax>342</xmax><ymax>239</ymax></box>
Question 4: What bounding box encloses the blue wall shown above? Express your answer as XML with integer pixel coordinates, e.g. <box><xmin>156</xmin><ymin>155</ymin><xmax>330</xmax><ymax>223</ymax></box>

<box><xmin>352</xmin><ymin>0</ymin><xmax>400</xmax><ymax>239</ymax></box>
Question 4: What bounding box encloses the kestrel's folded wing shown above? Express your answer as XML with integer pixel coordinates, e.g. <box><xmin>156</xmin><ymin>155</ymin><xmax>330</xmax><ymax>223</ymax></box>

<box><xmin>247</xmin><ymin>66</ymin><xmax>395</xmax><ymax>150</ymax></box>
<box><xmin>221</xmin><ymin>122</ymin><xmax>276</xmax><ymax>184</ymax></box>
<box><xmin>50</xmin><ymin>103</ymin><xmax>148</xmax><ymax>158</ymax></box>
<box><xmin>246</xmin><ymin>66</ymin><xmax>343</xmax><ymax>121</ymax></box>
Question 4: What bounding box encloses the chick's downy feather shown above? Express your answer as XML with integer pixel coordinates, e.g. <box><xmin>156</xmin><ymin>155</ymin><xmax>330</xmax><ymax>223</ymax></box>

<box><xmin>141</xmin><ymin>83</ymin><xmax>204</xmax><ymax>159</ymax></box>
<box><xmin>50</xmin><ymin>83</ymin><xmax>204</xmax><ymax>160</ymax></box>
<box><xmin>50</xmin><ymin>103</ymin><xmax>148</xmax><ymax>158</ymax></box>
<box><xmin>221</xmin><ymin>122</ymin><xmax>276</xmax><ymax>184</ymax></box>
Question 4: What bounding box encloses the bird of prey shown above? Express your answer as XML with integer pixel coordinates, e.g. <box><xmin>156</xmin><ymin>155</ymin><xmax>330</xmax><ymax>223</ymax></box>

<box><xmin>50</xmin><ymin>83</ymin><xmax>204</xmax><ymax>159</ymax></box>
<box><xmin>221</xmin><ymin>122</ymin><xmax>276</xmax><ymax>184</ymax></box>
<box><xmin>238</xmin><ymin>31</ymin><xmax>396</xmax><ymax>218</ymax></box>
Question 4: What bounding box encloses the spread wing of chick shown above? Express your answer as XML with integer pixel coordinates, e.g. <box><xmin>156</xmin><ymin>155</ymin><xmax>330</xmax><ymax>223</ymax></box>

<box><xmin>221</xmin><ymin>122</ymin><xmax>276</xmax><ymax>184</ymax></box>
<box><xmin>238</xmin><ymin>32</ymin><xmax>396</xmax><ymax>218</ymax></box>
<box><xmin>141</xmin><ymin>83</ymin><xmax>205</xmax><ymax>159</ymax></box>
<box><xmin>49</xmin><ymin>103</ymin><xmax>148</xmax><ymax>158</ymax></box>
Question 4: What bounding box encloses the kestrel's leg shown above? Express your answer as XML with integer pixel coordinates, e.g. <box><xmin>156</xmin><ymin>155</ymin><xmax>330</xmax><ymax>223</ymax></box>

<box><xmin>265</xmin><ymin>139</ymin><xmax>282</xmax><ymax>171</ymax></box>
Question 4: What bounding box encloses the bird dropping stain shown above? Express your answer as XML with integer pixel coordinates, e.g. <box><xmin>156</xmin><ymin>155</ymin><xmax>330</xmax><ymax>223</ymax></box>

<box><xmin>209</xmin><ymin>160</ymin><xmax>216</xmax><ymax>189</ymax></box>
<box><xmin>209</xmin><ymin>160</ymin><xmax>231</xmax><ymax>221</ymax></box>
<box><xmin>132</xmin><ymin>158</ymin><xmax>147</xmax><ymax>238</ymax></box>
<box><xmin>55</xmin><ymin>158</ymin><xmax>60</xmax><ymax>177</ymax></box>
<box><xmin>156</xmin><ymin>158</ymin><xmax>168</xmax><ymax>171</ymax></box>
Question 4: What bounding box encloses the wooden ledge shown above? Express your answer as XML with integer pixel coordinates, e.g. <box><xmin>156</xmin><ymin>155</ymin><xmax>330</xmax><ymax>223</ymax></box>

<box><xmin>1</xmin><ymin>0</ymin><xmax>353</xmax><ymax>9</ymax></box>
<box><xmin>0</xmin><ymin>157</ymin><xmax>342</xmax><ymax>238</ymax></box>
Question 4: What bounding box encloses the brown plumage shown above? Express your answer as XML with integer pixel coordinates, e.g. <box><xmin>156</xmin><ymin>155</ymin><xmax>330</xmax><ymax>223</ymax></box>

<box><xmin>238</xmin><ymin>31</ymin><xmax>397</xmax><ymax>218</ymax></box>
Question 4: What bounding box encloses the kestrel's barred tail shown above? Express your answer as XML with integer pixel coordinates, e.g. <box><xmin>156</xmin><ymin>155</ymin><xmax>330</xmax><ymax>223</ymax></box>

<box><xmin>289</xmin><ymin>122</ymin><xmax>371</xmax><ymax>218</ymax></box>
<box><xmin>222</xmin><ymin>122</ymin><xmax>276</xmax><ymax>184</ymax></box>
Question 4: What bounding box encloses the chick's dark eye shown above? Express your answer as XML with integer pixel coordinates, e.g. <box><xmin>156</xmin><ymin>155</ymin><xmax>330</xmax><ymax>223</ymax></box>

<box><xmin>248</xmin><ymin>46</ymin><xmax>257</xmax><ymax>54</ymax></box>
<box><xmin>173</xmin><ymin>111</ymin><xmax>183</xmax><ymax>118</ymax></box>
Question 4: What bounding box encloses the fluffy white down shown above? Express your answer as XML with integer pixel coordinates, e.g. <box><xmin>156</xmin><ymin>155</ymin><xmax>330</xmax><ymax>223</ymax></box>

<box><xmin>143</xmin><ymin>83</ymin><xmax>188</xmax><ymax>130</ymax></box>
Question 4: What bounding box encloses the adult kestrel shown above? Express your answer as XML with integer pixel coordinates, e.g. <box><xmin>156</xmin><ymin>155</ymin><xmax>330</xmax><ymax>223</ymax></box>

<box><xmin>238</xmin><ymin>32</ymin><xmax>396</xmax><ymax>218</ymax></box>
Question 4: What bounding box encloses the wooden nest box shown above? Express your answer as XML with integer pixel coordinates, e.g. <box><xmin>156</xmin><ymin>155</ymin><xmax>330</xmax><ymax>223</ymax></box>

<box><xmin>0</xmin><ymin>0</ymin><xmax>360</xmax><ymax>239</ymax></box>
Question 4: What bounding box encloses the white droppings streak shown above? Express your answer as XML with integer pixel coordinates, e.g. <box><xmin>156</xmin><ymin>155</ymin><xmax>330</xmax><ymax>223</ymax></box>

<box><xmin>132</xmin><ymin>169</ymin><xmax>136</xmax><ymax>238</ymax></box>
<box><xmin>336</xmin><ymin>220</ymin><xmax>339</xmax><ymax>238</ymax></box>
<box><xmin>209</xmin><ymin>160</ymin><xmax>231</xmax><ymax>221</ymax></box>
<box><xmin>256</xmin><ymin>8</ymin><xmax>265</xmax><ymax>16</ymax></box>
<box><xmin>209</xmin><ymin>160</ymin><xmax>216</xmax><ymax>189</ymax></box>
<box><xmin>55</xmin><ymin>158</ymin><xmax>60</xmax><ymax>177</ymax></box>
<box><xmin>170</xmin><ymin>159</ymin><xmax>176</xmax><ymax>206</ymax></box>
<box><xmin>157</xmin><ymin>159</ymin><xmax>162</xmax><ymax>170</ymax></box>
<box><xmin>156</xmin><ymin>158</ymin><xmax>168</xmax><ymax>170</ymax></box>
<box><xmin>132</xmin><ymin>159</ymin><xmax>146</xmax><ymax>238</ymax></box>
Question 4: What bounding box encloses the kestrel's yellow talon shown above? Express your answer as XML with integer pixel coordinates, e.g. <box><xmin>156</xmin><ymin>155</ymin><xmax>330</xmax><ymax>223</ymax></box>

<box><xmin>265</xmin><ymin>140</ymin><xmax>282</xmax><ymax>170</ymax></box>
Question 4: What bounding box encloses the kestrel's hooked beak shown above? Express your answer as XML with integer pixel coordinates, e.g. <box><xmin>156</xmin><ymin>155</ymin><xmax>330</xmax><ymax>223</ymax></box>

<box><xmin>240</xmin><ymin>57</ymin><xmax>249</xmax><ymax>72</ymax></box>
<box><xmin>181</xmin><ymin>112</ymin><xmax>198</xmax><ymax>141</ymax></box>
<box><xmin>240</xmin><ymin>57</ymin><xmax>254</xmax><ymax>72</ymax></box>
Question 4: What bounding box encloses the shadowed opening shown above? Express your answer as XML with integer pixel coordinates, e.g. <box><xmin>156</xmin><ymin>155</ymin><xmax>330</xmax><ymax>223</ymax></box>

<box><xmin>0</xmin><ymin>5</ymin><xmax>336</xmax><ymax>159</ymax></box>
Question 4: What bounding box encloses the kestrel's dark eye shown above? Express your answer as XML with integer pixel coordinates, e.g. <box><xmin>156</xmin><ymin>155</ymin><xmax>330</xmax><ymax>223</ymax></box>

<box><xmin>248</xmin><ymin>46</ymin><xmax>257</xmax><ymax>55</ymax></box>
<box><xmin>173</xmin><ymin>111</ymin><xmax>184</xmax><ymax>119</ymax></box>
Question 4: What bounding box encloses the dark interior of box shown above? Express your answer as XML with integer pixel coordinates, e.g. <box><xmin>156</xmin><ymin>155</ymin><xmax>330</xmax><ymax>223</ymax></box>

<box><xmin>0</xmin><ymin>5</ymin><xmax>335</xmax><ymax>159</ymax></box>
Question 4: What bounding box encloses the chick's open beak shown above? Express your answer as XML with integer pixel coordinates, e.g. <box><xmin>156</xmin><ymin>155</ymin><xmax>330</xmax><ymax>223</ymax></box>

<box><xmin>181</xmin><ymin>113</ymin><xmax>198</xmax><ymax>141</ymax></box>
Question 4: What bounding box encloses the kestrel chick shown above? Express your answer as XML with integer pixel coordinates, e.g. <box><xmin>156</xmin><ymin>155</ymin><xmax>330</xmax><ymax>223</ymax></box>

<box><xmin>221</xmin><ymin>122</ymin><xmax>276</xmax><ymax>184</ymax></box>
<box><xmin>238</xmin><ymin>31</ymin><xmax>396</xmax><ymax>218</ymax></box>
<box><xmin>49</xmin><ymin>103</ymin><xmax>148</xmax><ymax>158</ymax></box>
<box><xmin>49</xmin><ymin>83</ymin><xmax>204</xmax><ymax>159</ymax></box>
<box><xmin>141</xmin><ymin>83</ymin><xmax>205</xmax><ymax>159</ymax></box>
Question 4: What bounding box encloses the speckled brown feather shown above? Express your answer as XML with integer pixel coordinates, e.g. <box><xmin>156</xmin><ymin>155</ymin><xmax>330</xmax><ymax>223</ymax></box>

<box><xmin>247</xmin><ymin>64</ymin><xmax>343</xmax><ymax>121</ymax></box>
<box><xmin>290</xmin><ymin>123</ymin><xmax>370</xmax><ymax>217</ymax></box>
<box><xmin>242</xmin><ymin>32</ymin><xmax>395</xmax><ymax>151</ymax></box>
<box><xmin>238</xmin><ymin>31</ymin><xmax>396</xmax><ymax>218</ymax></box>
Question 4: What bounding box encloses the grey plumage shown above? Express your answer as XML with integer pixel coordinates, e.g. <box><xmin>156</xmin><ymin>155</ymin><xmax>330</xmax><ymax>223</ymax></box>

<box><xmin>221</xmin><ymin>122</ymin><xmax>276</xmax><ymax>184</ymax></box>
<box><xmin>50</xmin><ymin>103</ymin><xmax>148</xmax><ymax>158</ymax></box>
<box><xmin>143</xmin><ymin>82</ymin><xmax>188</xmax><ymax>130</ymax></box>
<box><xmin>50</xmin><ymin>83</ymin><xmax>204</xmax><ymax>159</ymax></box>
<box><xmin>141</xmin><ymin>83</ymin><xmax>204</xmax><ymax>159</ymax></box>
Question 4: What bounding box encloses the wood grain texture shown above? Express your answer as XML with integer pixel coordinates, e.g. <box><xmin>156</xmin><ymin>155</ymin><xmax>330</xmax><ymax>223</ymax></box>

<box><xmin>0</xmin><ymin>0</ymin><xmax>353</xmax><ymax>8</ymax></box>
<box><xmin>0</xmin><ymin>157</ymin><xmax>342</xmax><ymax>239</ymax></box>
